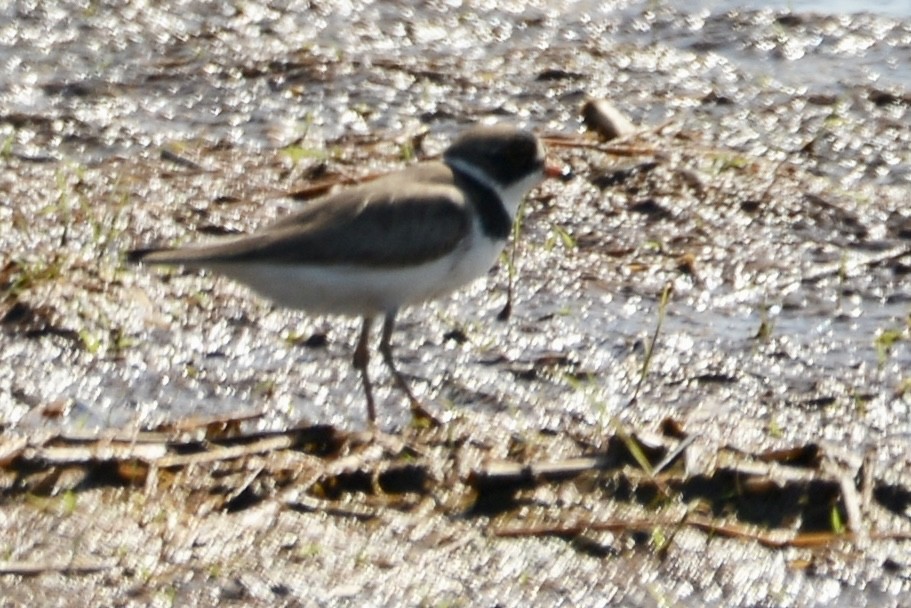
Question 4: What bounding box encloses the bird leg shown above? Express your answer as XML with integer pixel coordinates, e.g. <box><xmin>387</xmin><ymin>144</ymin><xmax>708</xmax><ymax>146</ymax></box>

<box><xmin>379</xmin><ymin>313</ymin><xmax>441</xmax><ymax>427</ymax></box>
<box><xmin>353</xmin><ymin>317</ymin><xmax>377</xmax><ymax>425</ymax></box>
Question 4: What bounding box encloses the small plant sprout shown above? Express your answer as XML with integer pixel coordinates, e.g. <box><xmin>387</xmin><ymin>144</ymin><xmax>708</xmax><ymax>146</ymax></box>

<box><xmin>610</xmin><ymin>416</ymin><xmax>655</xmax><ymax>477</ymax></box>
<box><xmin>711</xmin><ymin>152</ymin><xmax>750</xmax><ymax>173</ymax></box>
<box><xmin>874</xmin><ymin>327</ymin><xmax>904</xmax><ymax>368</ymax></box>
<box><xmin>830</xmin><ymin>504</ymin><xmax>847</xmax><ymax>535</ymax></box>
<box><xmin>895</xmin><ymin>377</ymin><xmax>911</xmax><ymax>399</ymax></box>
<box><xmin>0</xmin><ymin>131</ymin><xmax>14</xmax><ymax>158</ymax></box>
<box><xmin>280</xmin><ymin>144</ymin><xmax>331</xmax><ymax>164</ymax></box>
<box><xmin>650</xmin><ymin>526</ymin><xmax>669</xmax><ymax>552</ymax></box>
<box><xmin>754</xmin><ymin>303</ymin><xmax>775</xmax><ymax>342</ymax></box>
<box><xmin>61</xmin><ymin>490</ymin><xmax>78</xmax><ymax>515</ymax></box>
<box><xmin>545</xmin><ymin>224</ymin><xmax>577</xmax><ymax>252</ymax></box>
<box><xmin>767</xmin><ymin>417</ymin><xmax>783</xmax><ymax>439</ymax></box>
<box><xmin>631</xmin><ymin>282</ymin><xmax>673</xmax><ymax>403</ymax></box>
<box><xmin>398</xmin><ymin>140</ymin><xmax>416</xmax><ymax>162</ymax></box>
<box><xmin>498</xmin><ymin>196</ymin><xmax>529</xmax><ymax>321</ymax></box>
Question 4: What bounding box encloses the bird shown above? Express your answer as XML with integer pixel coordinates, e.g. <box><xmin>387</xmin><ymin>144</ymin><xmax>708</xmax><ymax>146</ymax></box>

<box><xmin>129</xmin><ymin>124</ymin><xmax>564</xmax><ymax>425</ymax></box>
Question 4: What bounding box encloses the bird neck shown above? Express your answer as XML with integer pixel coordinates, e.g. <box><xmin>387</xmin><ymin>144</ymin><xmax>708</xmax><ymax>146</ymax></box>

<box><xmin>445</xmin><ymin>157</ymin><xmax>513</xmax><ymax>240</ymax></box>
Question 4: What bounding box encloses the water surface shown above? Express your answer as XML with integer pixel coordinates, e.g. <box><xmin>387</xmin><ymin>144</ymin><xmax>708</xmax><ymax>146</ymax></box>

<box><xmin>674</xmin><ymin>0</ymin><xmax>911</xmax><ymax>17</ymax></box>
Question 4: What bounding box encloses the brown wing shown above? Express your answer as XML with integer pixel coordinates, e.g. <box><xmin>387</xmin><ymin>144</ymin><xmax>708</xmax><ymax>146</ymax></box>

<box><xmin>135</xmin><ymin>163</ymin><xmax>471</xmax><ymax>268</ymax></box>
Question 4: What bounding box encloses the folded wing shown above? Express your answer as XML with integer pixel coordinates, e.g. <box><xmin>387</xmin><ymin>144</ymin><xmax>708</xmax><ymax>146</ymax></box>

<box><xmin>132</xmin><ymin>164</ymin><xmax>471</xmax><ymax>269</ymax></box>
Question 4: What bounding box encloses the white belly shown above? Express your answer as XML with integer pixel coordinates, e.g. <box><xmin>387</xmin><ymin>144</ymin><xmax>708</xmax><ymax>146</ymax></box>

<box><xmin>211</xmin><ymin>232</ymin><xmax>506</xmax><ymax>317</ymax></box>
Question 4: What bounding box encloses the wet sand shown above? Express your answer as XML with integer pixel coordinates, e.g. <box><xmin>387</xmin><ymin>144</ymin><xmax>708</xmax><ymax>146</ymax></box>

<box><xmin>1</xmin><ymin>2</ymin><xmax>910</xmax><ymax>606</ymax></box>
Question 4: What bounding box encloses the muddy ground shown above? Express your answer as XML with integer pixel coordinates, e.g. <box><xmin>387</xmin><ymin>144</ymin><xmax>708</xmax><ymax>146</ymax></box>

<box><xmin>1</xmin><ymin>2</ymin><xmax>911</xmax><ymax>607</ymax></box>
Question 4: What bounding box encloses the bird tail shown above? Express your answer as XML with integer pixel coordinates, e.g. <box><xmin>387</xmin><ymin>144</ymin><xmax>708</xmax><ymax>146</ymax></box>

<box><xmin>125</xmin><ymin>246</ymin><xmax>192</xmax><ymax>265</ymax></box>
<box><xmin>125</xmin><ymin>247</ymin><xmax>161</xmax><ymax>264</ymax></box>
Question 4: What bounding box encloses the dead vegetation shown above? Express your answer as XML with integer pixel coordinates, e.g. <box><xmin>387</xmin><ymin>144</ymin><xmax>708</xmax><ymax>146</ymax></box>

<box><xmin>2</xmin><ymin>403</ymin><xmax>910</xmax><ymax>579</ymax></box>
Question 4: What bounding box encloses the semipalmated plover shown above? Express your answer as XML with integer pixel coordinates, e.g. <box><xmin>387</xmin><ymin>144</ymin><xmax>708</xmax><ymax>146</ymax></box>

<box><xmin>130</xmin><ymin>124</ymin><xmax>563</xmax><ymax>425</ymax></box>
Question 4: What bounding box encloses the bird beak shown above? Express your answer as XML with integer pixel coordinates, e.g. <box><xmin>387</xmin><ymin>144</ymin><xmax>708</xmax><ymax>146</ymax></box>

<box><xmin>544</xmin><ymin>160</ymin><xmax>573</xmax><ymax>182</ymax></box>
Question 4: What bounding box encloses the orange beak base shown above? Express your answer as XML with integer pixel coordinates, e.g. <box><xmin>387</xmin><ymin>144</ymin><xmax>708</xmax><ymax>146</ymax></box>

<box><xmin>544</xmin><ymin>160</ymin><xmax>573</xmax><ymax>182</ymax></box>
